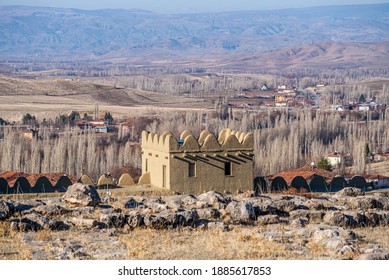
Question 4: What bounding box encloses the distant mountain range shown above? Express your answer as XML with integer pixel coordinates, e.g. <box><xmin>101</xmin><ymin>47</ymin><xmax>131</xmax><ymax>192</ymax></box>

<box><xmin>0</xmin><ymin>4</ymin><xmax>389</xmax><ymax>68</ymax></box>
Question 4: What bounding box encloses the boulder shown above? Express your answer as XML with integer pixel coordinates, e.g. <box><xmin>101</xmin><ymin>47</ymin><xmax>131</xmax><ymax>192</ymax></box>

<box><xmin>12</xmin><ymin>200</ymin><xmax>45</xmax><ymax>213</ymax></box>
<box><xmin>302</xmin><ymin>199</ymin><xmax>326</xmax><ymax>210</ymax></box>
<box><xmin>257</xmin><ymin>214</ymin><xmax>281</xmax><ymax>225</ymax></box>
<box><xmin>358</xmin><ymin>251</ymin><xmax>389</xmax><ymax>260</ymax></box>
<box><xmin>31</xmin><ymin>205</ymin><xmax>69</xmax><ymax>216</ymax></box>
<box><xmin>323</xmin><ymin>211</ymin><xmax>355</xmax><ymax>228</ymax></box>
<box><xmin>207</xmin><ymin>221</ymin><xmax>228</xmax><ymax>231</ymax></box>
<box><xmin>347</xmin><ymin>196</ymin><xmax>379</xmax><ymax>209</ymax></box>
<box><xmin>312</xmin><ymin>229</ymin><xmax>341</xmax><ymax>242</ymax></box>
<box><xmin>143</xmin><ymin>201</ymin><xmax>168</xmax><ymax>213</ymax></box>
<box><xmin>198</xmin><ymin>191</ymin><xmax>229</xmax><ymax>207</ymax></box>
<box><xmin>124</xmin><ymin>198</ymin><xmax>144</xmax><ymax>209</ymax></box>
<box><xmin>290</xmin><ymin>218</ymin><xmax>308</xmax><ymax>228</ymax></box>
<box><xmin>289</xmin><ymin>210</ymin><xmax>310</xmax><ymax>220</ymax></box>
<box><xmin>70</xmin><ymin>217</ymin><xmax>101</xmax><ymax>229</ymax></box>
<box><xmin>225</xmin><ymin>201</ymin><xmax>255</xmax><ymax>223</ymax></box>
<box><xmin>63</xmin><ymin>183</ymin><xmax>101</xmax><ymax>207</ymax></box>
<box><xmin>0</xmin><ymin>200</ymin><xmax>13</xmax><ymax>220</ymax></box>
<box><xmin>181</xmin><ymin>195</ymin><xmax>198</xmax><ymax>207</ymax></box>
<box><xmin>100</xmin><ymin>213</ymin><xmax>126</xmax><ymax>228</ymax></box>
<box><xmin>378</xmin><ymin>212</ymin><xmax>389</xmax><ymax>226</ymax></box>
<box><xmin>57</xmin><ymin>243</ymin><xmax>90</xmax><ymax>260</ymax></box>
<box><xmin>143</xmin><ymin>214</ymin><xmax>169</xmax><ymax>229</ymax></box>
<box><xmin>24</xmin><ymin>212</ymin><xmax>65</xmax><ymax>230</ymax></box>
<box><xmin>334</xmin><ymin>187</ymin><xmax>363</xmax><ymax>197</ymax></box>
<box><xmin>196</xmin><ymin>208</ymin><xmax>221</xmax><ymax>220</ymax></box>
<box><xmin>162</xmin><ymin>196</ymin><xmax>183</xmax><ymax>210</ymax></box>
<box><xmin>10</xmin><ymin>218</ymin><xmax>40</xmax><ymax>231</ymax></box>
<box><xmin>373</xmin><ymin>193</ymin><xmax>389</xmax><ymax>210</ymax></box>
<box><xmin>272</xmin><ymin>199</ymin><xmax>298</xmax><ymax>213</ymax></box>
<box><xmin>126</xmin><ymin>210</ymin><xmax>144</xmax><ymax>229</ymax></box>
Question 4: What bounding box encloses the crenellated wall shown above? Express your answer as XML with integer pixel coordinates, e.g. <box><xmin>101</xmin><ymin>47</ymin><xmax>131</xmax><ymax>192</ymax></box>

<box><xmin>141</xmin><ymin>129</ymin><xmax>254</xmax><ymax>194</ymax></box>
<box><xmin>141</xmin><ymin>129</ymin><xmax>254</xmax><ymax>153</ymax></box>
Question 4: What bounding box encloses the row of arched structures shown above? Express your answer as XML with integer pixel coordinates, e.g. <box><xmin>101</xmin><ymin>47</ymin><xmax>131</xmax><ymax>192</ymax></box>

<box><xmin>0</xmin><ymin>173</ymin><xmax>137</xmax><ymax>194</ymax></box>
<box><xmin>0</xmin><ymin>173</ymin><xmax>373</xmax><ymax>195</ymax></box>
<box><xmin>255</xmin><ymin>175</ymin><xmax>372</xmax><ymax>193</ymax></box>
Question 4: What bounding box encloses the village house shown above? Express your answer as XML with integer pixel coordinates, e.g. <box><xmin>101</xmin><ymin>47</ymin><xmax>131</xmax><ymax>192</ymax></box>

<box><xmin>75</xmin><ymin>119</ymin><xmax>109</xmax><ymax>133</ymax></box>
<box><xmin>325</xmin><ymin>152</ymin><xmax>352</xmax><ymax>168</ymax></box>
<box><xmin>140</xmin><ymin>129</ymin><xmax>254</xmax><ymax>194</ymax></box>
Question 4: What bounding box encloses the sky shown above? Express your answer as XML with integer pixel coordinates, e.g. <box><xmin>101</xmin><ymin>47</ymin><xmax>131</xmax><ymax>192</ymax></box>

<box><xmin>0</xmin><ymin>0</ymin><xmax>385</xmax><ymax>13</ymax></box>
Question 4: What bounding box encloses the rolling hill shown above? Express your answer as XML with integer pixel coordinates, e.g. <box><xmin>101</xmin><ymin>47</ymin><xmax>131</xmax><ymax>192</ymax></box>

<box><xmin>0</xmin><ymin>3</ymin><xmax>389</xmax><ymax>64</ymax></box>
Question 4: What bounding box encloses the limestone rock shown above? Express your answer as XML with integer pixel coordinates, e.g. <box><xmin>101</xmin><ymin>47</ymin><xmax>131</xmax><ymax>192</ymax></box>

<box><xmin>196</xmin><ymin>208</ymin><xmax>220</xmax><ymax>220</ymax></box>
<box><xmin>24</xmin><ymin>212</ymin><xmax>67</xmax><ymax>230</ymax></box>
<box><xmin>257</xmin><ymin>214</ymin><xmax>281</xmax><ymax>225</ymax></box>
<box><xmin>162</xmin><ymin>196</ymin><xmax>183</xmax><ymax>210</ymax></box>
<box><xmin>207</xmin><ymin>221</ymin><xmax>228</xmax><ymax>231</ymax></box>
<box><xmin>174</xmin><ymin>209</ymin><xmax>199</xmax><ymax>226</ymax></box>
<box><xmin>181</xmin><ymin>195</ymin><xmax>198</xmax><ymax>207</ymax></box>
<box><xmin>226</xmin><ymin>201</ymin><xmax>255</xmax><ymax>223</ymax></box>
<box><xmin>302</xmin><ymin>199</ymin><xmax>326</xmax><ymax>210</ymax></box>
<box><xmin>334</xmin><ymin>187</ymin><xmax>363</xmax><ymax>197</ymax></box>
<box><xmin>373</xmin><ymin>193</ymin><xmax>389</xmax><ymax>210</ymax></box>
<box><xmin>323</xmin><ymin>211</ymin><xmax>354</xmax><ymax>228</ymax></box>
<box><xmin>100</xmin><ymin>213</ymin><xmax>126</xmax><ymax>228</ymax></box>
<box><xmin>358</xmin><ymin>251</ymin><xmax>389</xmax><ymax>260</ymax></box>
<box><xmin>347</xmin><ymin>196</ymin><xmax>379</xmax><ymax>209</ymax></box>
<box><xmin>10</xmin><ymin>218</ymin><xmax>40</xmax><ymax>231</ymax></box>
<box><xmin>57</xmin><ymin>243</ymin><xmax>90</xmax><ymax>260</ymax></box>
<box><xmin>70</xmin><ymin>217</ymin><xmax>101</xmax><ymax>229</ymax></box>
<box><xmin>12</xmin><ymin>200</ymin><xmax>45</xmax><ymax>213</ymax></box>
<box><xmin>289</xmin><ymin>210</ymin><xmax>310</xmax><ymax>220</ymax></box>
<box><xmin>290</xmin><ymin>218</ymin><xmax>308</xmax><ymax>228</ymax></box>
<box><xmin>31</xmin><ymin>205</ymin><xmax>69</xmax><ymax>216</ymax></box>
<box><xmin>272</xmin><ymin>199</ymin><xmax>298</xmax><ymax>213</ymax></box>
<box><xmin>0</xmin><ymin>200</ymin><xmax>13</xmax><ymax>220</ymax></box>
<box><xmin>312</xmin><ymin>229</ymin><xmax>340</xmax><ymax>242</ymax></box>
<box><xmin>144</xmin><ymin>201</ymin><xmax>168</xmax><ymax>213</ymax></box>
<box><xmin>378</xmin><ymin>212</ymin><xmax>389</xmax><ymax>225</ymax></box>
<box><xmin>143</xmin><ymin>214</ymin><xmax>169</xmax><ymax>229</ymax></box>
<box><xmin>63</xmin><ymin>183</ymin><xmax>101</xmax><ymax>207</ymax></box>
<box><xmin>198</xmin><ymin>191</ymin><xmax>229</xmax><ymax>206</ymax></box>
<box><xmin>124</xmin><ymin>198</ymin><xmax>144</xmax><ymax>209</ymax></box>
<box><xmin>126</xmin><ymin>210</ymin><xmax>144</xmax><ymax>229</ymax></box>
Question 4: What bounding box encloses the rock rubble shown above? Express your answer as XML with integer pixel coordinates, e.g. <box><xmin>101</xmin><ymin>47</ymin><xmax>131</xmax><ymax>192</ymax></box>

<box><xmin>1</xmin><ymin>186</ymin><xmax>389</xmax><ymax>259</ymax></box>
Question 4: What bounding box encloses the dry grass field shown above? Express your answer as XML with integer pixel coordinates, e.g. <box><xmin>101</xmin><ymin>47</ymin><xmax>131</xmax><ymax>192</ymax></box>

<box><xmin>2</xmin><ymin>221</ymin><xmax>389</xmax><ymax>260</ymax></box>
<box><xmin>0</xmin><ymin>75</ymin><xmax>213</xmax><ymax>122</ymax></box>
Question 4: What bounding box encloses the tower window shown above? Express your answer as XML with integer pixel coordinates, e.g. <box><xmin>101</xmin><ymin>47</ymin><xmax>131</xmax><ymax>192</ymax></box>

<box><xmin>189</xmin><ymin>162</ymin><xmax>196</xmax><ymax>177</ymax></box>
<box><xmin>225</xmin><ymin>162</ymin><xmax>232</xmax><ymax>176</ymax></box>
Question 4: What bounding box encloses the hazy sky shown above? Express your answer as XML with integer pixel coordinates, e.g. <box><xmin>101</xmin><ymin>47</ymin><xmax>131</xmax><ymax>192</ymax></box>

<box><xmin>0</xmin><ymin>0</ymin><xmax>385</xmax><ymax>13</ymax></box>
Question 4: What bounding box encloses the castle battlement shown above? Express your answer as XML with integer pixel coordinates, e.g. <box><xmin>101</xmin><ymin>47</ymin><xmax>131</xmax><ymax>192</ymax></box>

<box><xmin>141</xmin><ymin>129</ymin><xmax>254</xmax><ymax>153</ymax></box>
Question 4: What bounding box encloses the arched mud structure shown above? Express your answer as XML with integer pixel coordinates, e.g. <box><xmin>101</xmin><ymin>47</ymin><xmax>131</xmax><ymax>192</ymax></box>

<box><xmin>254</xmin><ymin>176</ymin><xmax>267</xmax><ymax>194</ymax></box>
<box><xmin>329</xmin><ymin>176</ymin><xmax>347</xmax><ymax>192</ymax></box>
<box><xmin>32</xmin><ymin>176</ymin><xmax>53</xmax><ymax>193</ymax></box>
<box><xmin>309</xmin><ymin>175</ymin><xmax>328</xmax><ymax>192</ymax></box>
<box><xmin>290</xmin><ymin>176</ymin><xmax>309</xmax><ymax>190</ymax></box>
<box><xmin>271</xmin><ymin>176</ymin><xmax>288</xmax><ymax>192</ymax></box>
<box><xmin>349</xmin><ymin>176</ymin><xmax>368</xmax><ymax>190</ymax></box>
<box><xmin>11</xmin><ymin>177</ymin><xmax>32</xmax><ymax>194</ymax></box>
<box><xmin>55</xmin><ymin>176</ymin><xmax>73</xmax><ymax>192</ymax></box>
<box><xmin>0</xmin><ymin>178</ymin><xmax>9</xmax><ymax>194</ymax></box>
<box><xmin>78</xmin><ymin>175</ymin><xmax>95</xmax><ymax>185</ymax></box>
